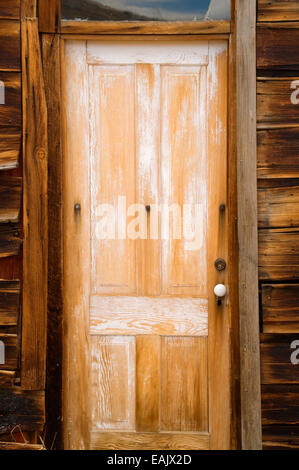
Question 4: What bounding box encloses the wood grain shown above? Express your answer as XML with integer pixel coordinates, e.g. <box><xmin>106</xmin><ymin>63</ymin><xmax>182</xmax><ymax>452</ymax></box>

<box><xmin>161</xmin><ymin>337</ymin><xmax>208</xmax><ymax>432</ymax></box>
<box><xmin>262</xmin><ymin>384</ymin><xmax>299</xmax><ymax>425</ymax></box>
<box><xmin>257</xmin><ymin>78</ymin><xmax>299</xmax><ymax>124</ymax></box>
<box><xmin>90</xmin><ymin>296</ymin><xmax>208</xmax><ymax>336</ymax></box>
<box><xmin>258</xmin><ymin>179</ymin><xmax>299</xmax><ymax>228</ymax></box>
<box><xmin>21</xmin><ymin>0</ymin><xmax>36</xmax><ymax>18</ymax></box>
<box><xmin>21</xmin><ymin>18</ymin><xmax>48</xmax><ymax>390</ymax></box>
<box><xmin>89</xmin><ymin>63</ymin><xmax>136</xmax><ymax>296</ymax></box>
<box><xmin>236</xmin><ymin>0</ymin><xmax>262</xmax><ymax>450</ymax></box>
<box><xmin>136</xmin><ymin>336</ymin><xmax>160</xmax><ymax>432</ymax></box>
<box><xmin>259</xmin><ymin>228</ymin><xmax>299</xmax><ymax>280</ymax></box>
<box><xmin>257</xmin><ymin>25</ymin><xmax>299</xmax><ymax>69</ymax></box>
<box><xmin>42</xmin><ymin>33</ymin><xmax>63</xmax><ymax>450</ymax></box>
<box><xmin>87</xmin><ymin>40</ymin><xmax>209</xmax><ymax>65</ymax></box>
<box><xmin>261</xmin><ymin>284</ymin><xmax>299</xmax><ymax>333</ymax></box>
<box><xmin>0</xmin><ymin>388</ymin><xmax>44</xmax><ymax>434</ymax></box>
<box><xmin>63</xmin><ymin>40</ymin><xmax>91</xmax><ymax>449</ymax></box>
<box><xmin>258</xmin><ymin>0</ymin><xmax>299</xmax><ymax>22</ymax></box>
<box><xmin>0</xmin><ymin>21</ymin><xmax>20</xmax><ymax>70</ymax></box>
<box><xmin>90</xmin><ymin>431</ymin><xmax>210</xmax><ymax>450</ymax></box>
<box><xmin>0</xmin><ymin>442</ymin><xmax>44</xmax><ymax>450</ymax></box>
<box><xmin>38</xmin><ymin>0</ymin><xmax>60</xmax><ymax>33</ymax></box>
<box><xmin>0</xmin><ymin>334</ymin><xmax>18</xmax><ymax>370</ymax></box>
<box><xmin>0</xmin><ymin>227</ymin><xmax>21</xmax><ymax>258</ymax></box>
<box><xmin>90</xmin><ymin>336</ymin><xmax>135</xmax><ymax>431</ymax></box>
<box><xmin>227</xmin><ymin>31</ymin><xmax>242</xmax><ymax>450</ymax></box>
<box><xmin>0</xmin><ymin>73</ymin><xmax>21</xmax><ymax>127</ymax></box>
<box><xmin>0</xmin><ymin>176</ymin><xmax>22</xmax><ymax>223</ymax></box>
<box><xmin>262</xmin><ymin>425</ymin><xmax>299</xmax><ymax>450</ymax></box>
<box><xmin>161</xmin><ymin>64</ymin><xmax>207</xmax><ymax>297</ymax></box>
<box><xmin>0</xmin><ymin>0</ymin><xmax>20</xmax><ymax>19</ymax></box>
<box><xmin>0</xmin><ymin>128</ymin><xmax>21</xmax><ymax>170</ymax></box>
<box><xmin>206</xmin><ymin>41</ymin><xmax>231</xmax><ymax>449</ymax></box>
<box><xmin>64</xmin><ymin>39</ymin><xmax>231</xmax><ymax>450</ymax></box>
<box><xmin>0</xmin><ymin>370</ymin><xmax>15</xmax><ymax>387</ymax></box>
<box><xmin>0</xmin><ymin>280</ymin><xmax>20</xmax><ymax>326</ymax></box>
<box><xmin>61</xmin><ymin>20</ymin><xmax>231</xmax><ymax>35</ymax></box>
<box><xmin>136</xmin><ymin>63</ymin><xmax>161</xmax><ymax>296</ymax></box>
<box><xmin>261</xmin><ymin>335</ymin><xmax>299</xmax><ymax>384</ymax></box>
<box><xmin>257</xmin><ymin>128</ymin><xmax>299</xmax><ymax>178</ymax></box>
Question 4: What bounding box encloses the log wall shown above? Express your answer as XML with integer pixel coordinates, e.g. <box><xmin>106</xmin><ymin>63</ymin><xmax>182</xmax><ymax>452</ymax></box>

<box><xmin>257</xmin><ymin>0</ymin><xmax>299</xmax><ymax>450</ymax></box>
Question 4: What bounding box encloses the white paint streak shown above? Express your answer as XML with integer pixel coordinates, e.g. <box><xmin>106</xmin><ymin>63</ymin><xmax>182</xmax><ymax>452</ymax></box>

<box><xmin>87</xmin><ymin>41</ymin><xmax>209</xmax><ymax>66</ymax></box>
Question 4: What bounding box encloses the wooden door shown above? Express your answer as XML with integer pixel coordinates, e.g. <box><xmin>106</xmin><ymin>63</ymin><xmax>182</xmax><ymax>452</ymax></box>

<box><xmin>63</xmin><ymin>39</ymin><xmax>230</xmax><ymax>450</ymax></box>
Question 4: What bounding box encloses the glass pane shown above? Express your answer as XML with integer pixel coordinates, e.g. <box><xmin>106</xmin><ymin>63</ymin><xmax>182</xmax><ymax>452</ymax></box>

<box><xmin>61</xmin><ymin>0</ymin><xmax>231</xmax><ymax>22</ymax></box>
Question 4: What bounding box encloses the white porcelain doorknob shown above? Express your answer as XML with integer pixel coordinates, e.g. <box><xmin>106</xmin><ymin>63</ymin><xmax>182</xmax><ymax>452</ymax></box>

<box><xmin>214</xmin><ymin>284</ymin><xmax>227</xmax><ymax>298</ymax></box>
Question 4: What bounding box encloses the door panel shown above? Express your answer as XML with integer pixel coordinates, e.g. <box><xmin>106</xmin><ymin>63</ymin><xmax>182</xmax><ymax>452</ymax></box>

<box><xmin>161</xmin><ymin>65</ymin><xmax>207</xmax><ymax>296</ymax></box>
<box><xmin>64</xmin><ymin>39</ymin><xmax>230</xmax><ymax>450</ymax></box>
<box><xmin>160</xmin><ymin>336</ymin><xmax>208</xmax><ymax>432</ymax></box>
<box><xmin>89</xmin><ymin>65</ymin><xmax>136</xmax><ymax>295</ymax></box>
<box><xmin>91</xmin><ymin>336</ymin><xmax>136</xmax><ymax>430</ymax></box>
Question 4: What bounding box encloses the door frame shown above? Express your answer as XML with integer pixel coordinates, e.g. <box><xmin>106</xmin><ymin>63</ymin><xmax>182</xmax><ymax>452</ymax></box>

<box><xmin>32</xmin><ymin>0</ymin><xmax>261</xmax><ymax>450</ymax></box>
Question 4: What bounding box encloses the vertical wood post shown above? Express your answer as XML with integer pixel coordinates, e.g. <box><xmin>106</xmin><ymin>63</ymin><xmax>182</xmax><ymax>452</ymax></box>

<box><xmin>42</xmin><ymin>32</ymin><xmax>63</xmax><ymax>449</ymax></box>
<box><xmin>21</xmin><ymin>16</ymin><xmax>48</xmax><ymax>390</ymax></box>
<box><xmin>38</xmin><ymin>0</ymin><xmax>61</xmax><ymax>33</ymax></box>
<box><xmin>236</xmin><ymin>0</ymin><xmax>262</xmax><ymax>449</ymax></box>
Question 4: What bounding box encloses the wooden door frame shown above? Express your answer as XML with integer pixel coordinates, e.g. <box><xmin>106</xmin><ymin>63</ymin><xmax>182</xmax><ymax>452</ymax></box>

<box><xmin>33</xmin><ymin>0</ymin><xmax>261</xmax><ymax>450</ymax></box>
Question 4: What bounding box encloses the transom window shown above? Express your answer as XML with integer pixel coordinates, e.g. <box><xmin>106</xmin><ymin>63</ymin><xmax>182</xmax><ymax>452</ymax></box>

<box><xmin>61</xmin><ymin>0</ymin><xmax>231</xmax><ymax>21</ymax></box>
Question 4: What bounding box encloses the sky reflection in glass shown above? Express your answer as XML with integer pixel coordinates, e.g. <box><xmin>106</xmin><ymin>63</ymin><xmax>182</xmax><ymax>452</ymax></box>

<box><xmin>62</xmin><ymin>0</ymin><xmax>231</xmax><ymax>21</ymax></box>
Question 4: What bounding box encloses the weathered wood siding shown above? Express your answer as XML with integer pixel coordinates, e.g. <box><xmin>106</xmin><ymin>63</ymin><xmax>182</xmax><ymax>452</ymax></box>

<box><xmin>257</xmin><ymin>0</ymin><xmax>299</xmax><ymax>449</ymax></box>
<box><xmin>0</xmin><ymin>0</ymin><xmax>22</xmax><ymax>393</ymax></box>
<box><xmin>0</xmin><ymin>0</ymin><xmax>46</xmax><ymax>444</ymax></box>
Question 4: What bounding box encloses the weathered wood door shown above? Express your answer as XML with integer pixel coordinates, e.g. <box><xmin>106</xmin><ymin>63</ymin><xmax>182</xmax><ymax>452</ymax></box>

<box><xmin>63</xmin><ymin>39</ymin><xmax>230</xmax><ymax>450</ymax></box>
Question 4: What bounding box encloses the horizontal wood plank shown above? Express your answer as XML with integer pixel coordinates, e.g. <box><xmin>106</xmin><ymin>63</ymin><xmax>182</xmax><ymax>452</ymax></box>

<box><xmin>87</xmin><ymin>40</ymin><xmax>209</xmax><ymax>65</ymax></box>
<box><xmin>0</xmin><ymin>334</ymin><xmax>18</xmax><ymax>370</ymax></box>
<box><xmin>263</xmin><ymin>440</ymin><xmax>299</xmax><ymax>450</ymax></box>
<box><xmin>61</xmin><ymin>20</ymin><xmax>231</xmax><ymax>35</ymax></box>
<box><xmin>90</xmin><ymin>296</ymin><xmax>208</xmax><ymax>336</ymax></box>
<box><xmin>257</xmin><ymin>128</ymin><xmax>299</xmax><ymax>178</ymax></box>
<box><xmin>261</xmin><ymin>335</ymin><xmax>299</xmax><ymax>383</ymax></box>
<box><xmin>0</xmin><ymin>176</ymin><xmax>22</xmax><ymax>223</ymax></box>
<box><xmin>0</xmin><ymin>20</ymin><xmax>20</xmax><ymax>70</ymax></box>
<box><xmin>258</xmin><ymin>179</ymin><xmax>299</xmax><ymax>228</ymax></box>
<box><xmin>0</xmin><ymin>73</ymin><xmax>21</xmax><ymax>127</ymax></box>
<box><xmin>259</xmin><ymin>228</ymin><xmax>299</xmax><ymax>280</ymax></box>
<box><xmin>0</xmin><ymin>442</ymin><xmax>44</xmax><ymax>450</ymax></box>
<box><xmin>261</xmin><ymin>284</ymin><xmax>299</xmax><ymax>333</ymax></box>
<box><xmin>262</xmin><ymin>384</ymin><xmax>299</xmax><ymax>425</ymax></box>
<box><xmin>257</xmin><ymin>25</ymin><xmax>299</xmax><ymax>69</ymax></box>
<box><xmin>0</xmin><ymin>370</ymin><xmax>15</xmax><ymax>387</ymax></box>
<box><xmin>0</xmin><ymin>0</ymin><xmax>20</xmax><ymax>19</ymax></box>
<box><xmin>0</xmin><ymin>228</ymin><xmax>22</xmax><ymax>258</ymax></box>
<box><xmin>262</xmin><ymin>425</ymin><xmax>299</xmax><ymax>449</ymax></box>
<box><xmin>0</xmin><ymin>280</ymin><xmax>20</xmax><ymax>326</ymax></box>
<box><xmin>258</xmin><ymin>0</ymin><xmax>299</xmax><ymax>22</ymax></box>
<box><xmin>0</xmin><ymin>388</ymin><xmax>44</xmax><ymax>434</ymax></box>
<box><xmin>90</xmin><ymin>432</ymin><xmax>210</xmax><ymax>450</ymax></box>
<box><xmin>0</xmin><ymin>128</ymin><xmax>21</xmax><ymax>170</ymax></box>
<box><xmin>257</xmin><ymin>78</ymin><xmax>299</xmax><ymax>124</ymax></box>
